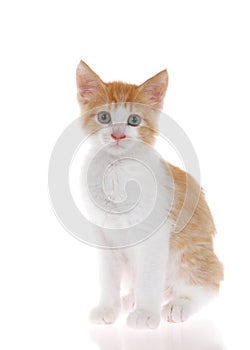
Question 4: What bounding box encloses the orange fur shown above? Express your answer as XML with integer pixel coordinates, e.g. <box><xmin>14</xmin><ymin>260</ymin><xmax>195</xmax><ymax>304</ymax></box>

<box><xmin>167</xmin><ymin>163</ymin><xmax>223</xmax><ymax>289</ymax></box>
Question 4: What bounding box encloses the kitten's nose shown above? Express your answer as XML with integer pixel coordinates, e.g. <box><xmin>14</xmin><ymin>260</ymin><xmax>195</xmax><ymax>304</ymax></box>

<box><xmin>111</xmin><ymin>133</ymin><xmax>126</xmax><ymax>140</ymax></box>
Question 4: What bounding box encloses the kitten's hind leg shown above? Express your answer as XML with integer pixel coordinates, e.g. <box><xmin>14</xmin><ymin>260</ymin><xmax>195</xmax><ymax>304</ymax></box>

<box><xmin>122</xmin><ymin>290</ymin><xmax>135</xmax><ymax>313</ymax></box>
<box><xmin>161</xmin><ymin>297</ymin><xmax>196</xmax><ymax>323</ymax></box>
<box><xmin>161</xmin><ymin>284</ymin><xmax>218</xmax><ymax>323</ymax></box>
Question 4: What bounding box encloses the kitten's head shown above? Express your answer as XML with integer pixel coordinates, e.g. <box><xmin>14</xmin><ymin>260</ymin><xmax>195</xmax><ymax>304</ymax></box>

<box><xmin>76</xmin><ymin>61</ymin><xmax>168</xmax><ymax>154</ymax></box>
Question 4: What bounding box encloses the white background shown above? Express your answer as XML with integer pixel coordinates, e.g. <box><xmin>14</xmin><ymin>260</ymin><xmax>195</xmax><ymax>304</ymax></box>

<box><xmin>1</xmin><ymin>1</ymin><xmax>250</xmax><ymax>349</ymax></box>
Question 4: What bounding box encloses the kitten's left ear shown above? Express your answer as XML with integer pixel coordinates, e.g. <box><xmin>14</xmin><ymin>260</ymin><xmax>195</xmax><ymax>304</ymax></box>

<box><xmin>137</xmin><ymin>70</ymin><xmax>168</xmax><ymax>109</ymax></box>
<box><xmin>76</xmin><ymin>60</ymin><xmax>104</xmax><ymax>105</ymax></box>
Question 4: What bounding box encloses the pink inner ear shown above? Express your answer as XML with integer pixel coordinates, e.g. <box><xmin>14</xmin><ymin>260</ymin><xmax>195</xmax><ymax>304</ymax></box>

<box><xmin>77</xmin><ymin>76</ymin><xmax>99</xmax><ymax>103</ymax></box>
<box><xmin>78</xmin><ymin>79</ymin><xmax>98</xmax><ymax>94</ymax></box>
<box><xmin>143</xmin><ymin>84</ymin><xmax>165</xmax><ymax>104</ymax></box>
<box><xmin>76</xmin><ymin>61</ymin><xmax>103</xmax><ymax>104</ymax></box>
<box><xmin>138</xmin><ymin>69</ymin><xmax>168</xmax><ymax>108</ymax></box>
<box><xmin>145</xmin><ymin>85</ymin><xmax>163</xmax><ymax>102</ymax></box>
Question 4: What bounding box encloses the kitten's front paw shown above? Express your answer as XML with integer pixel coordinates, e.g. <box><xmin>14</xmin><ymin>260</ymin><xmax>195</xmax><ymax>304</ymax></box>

<box><xmin>127</xmin><ymin>309</ymin><xmax>160</xmax><ymax>329</ymax></box>
<box><xmin>89</xmin><ymin>306</ymin><xmax>120</xmax><ymax>325</ymax></box>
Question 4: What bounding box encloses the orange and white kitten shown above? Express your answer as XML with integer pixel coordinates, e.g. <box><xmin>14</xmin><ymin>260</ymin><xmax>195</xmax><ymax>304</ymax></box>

<box><xmin>76</xmin><ymin>61</ymin><xmax>223</xmax><ymax>329</ymax></box>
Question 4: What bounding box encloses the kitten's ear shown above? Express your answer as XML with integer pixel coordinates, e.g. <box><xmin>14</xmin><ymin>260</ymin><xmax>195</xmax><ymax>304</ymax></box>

<box><xmin>137</xmin><ymin>70</ymin><xmax>168</xmax><ymax>109</ymax></box>
<box><xmin>76</xmin><ymin>61</ymin><xmax>104</xmax><ymax>105</ymax></box>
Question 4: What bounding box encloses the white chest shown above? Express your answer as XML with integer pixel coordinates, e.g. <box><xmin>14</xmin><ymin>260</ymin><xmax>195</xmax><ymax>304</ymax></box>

<box><xmin>69</xmin><ymin>142</ymin><xmax>174</xmax><ymax>249</ymax></box>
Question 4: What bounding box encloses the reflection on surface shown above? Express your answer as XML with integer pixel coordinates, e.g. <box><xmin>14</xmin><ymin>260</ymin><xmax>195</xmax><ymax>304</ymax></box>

<box><xmin>89</xmin><ymin>316</ymin><xmax>223</xmax><ymax>350</ymax></box>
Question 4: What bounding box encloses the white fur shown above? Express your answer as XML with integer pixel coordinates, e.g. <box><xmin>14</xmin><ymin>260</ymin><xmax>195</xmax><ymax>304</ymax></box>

<box><xmin>76</xmin><ymin>103</ymin><xmax>216</xmax><ymax>328</ymax></box>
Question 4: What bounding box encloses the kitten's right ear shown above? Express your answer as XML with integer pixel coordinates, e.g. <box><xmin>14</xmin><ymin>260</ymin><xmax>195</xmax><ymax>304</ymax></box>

<box><xmin>137</xmin><ymin>69</ymin><xmax>168</xmax><ymax>109</ymax></box>
<box><xmin>76</xmin><ymin>61</ymin><xmax>104</xmax><ymax>105</ymax></box>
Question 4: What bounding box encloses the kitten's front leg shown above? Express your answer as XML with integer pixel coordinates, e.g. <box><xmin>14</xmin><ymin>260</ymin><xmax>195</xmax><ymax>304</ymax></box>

<box><xmin>127</xmin><ymin>227</ymin><xmax>170</xmax><ymax>329</ymax></box>
<box><xmin>90</xmin><ymin>249</ymin><xmax>122</xmax><ymax>325</ymax></box>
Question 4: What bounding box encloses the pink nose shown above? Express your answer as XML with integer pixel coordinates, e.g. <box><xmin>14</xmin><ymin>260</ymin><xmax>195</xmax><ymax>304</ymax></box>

<box><xmin>111</xmin><ymin>133</ymin><xmax>126</xmax><ymax>140</ymax></box>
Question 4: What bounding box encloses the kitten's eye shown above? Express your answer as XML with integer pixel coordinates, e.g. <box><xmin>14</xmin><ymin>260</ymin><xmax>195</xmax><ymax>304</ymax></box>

<box><xmin>97</xmin><ymin>111</ymin><xmax>111</xmax><ymax>124</ymax></box>
<box><xmin>127</xmin><ymin>114</ymin><xmax>141</xmax><ymax>126</ymax></box>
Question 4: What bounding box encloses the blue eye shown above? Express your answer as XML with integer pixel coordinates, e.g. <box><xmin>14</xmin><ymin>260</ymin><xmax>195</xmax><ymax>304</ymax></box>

<box><xmin>128</xmin><ymin>114</ymin><xmax>141</xmax><ymax>126</ymax></box>
<box><xmin>97</xmin><ymin>111</ymin><xmax>111</xmax><ymax>124</ymax></box>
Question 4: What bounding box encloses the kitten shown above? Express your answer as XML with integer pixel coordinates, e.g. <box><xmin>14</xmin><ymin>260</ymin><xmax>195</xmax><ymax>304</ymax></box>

<box><xmin>76</xmin><ymin>61</ymin><xmax>223</xmax><ymax>329</ymax></box>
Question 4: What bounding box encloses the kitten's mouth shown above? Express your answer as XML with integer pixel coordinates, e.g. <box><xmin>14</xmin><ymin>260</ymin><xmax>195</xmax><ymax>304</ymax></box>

<box><xmin>111</xmin><ymin>140</ymin><xmax>125</xmax><ymax>147</ymax></box>
<box><xmin>107</xmin><ymin>137</ymin><xmax>132</xmax><ymax>151</ymax></box>
<box><xmin>112</xmin><ymin>143</ymin><xmax>124</xmax><ymax>149</ymax></box>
